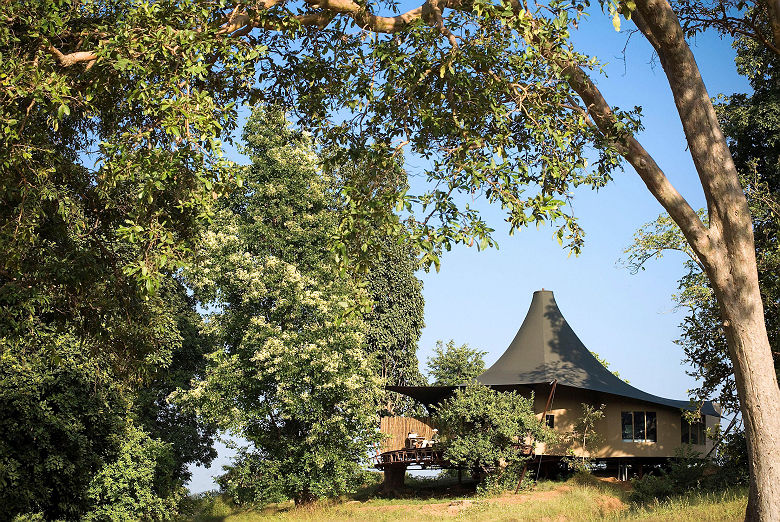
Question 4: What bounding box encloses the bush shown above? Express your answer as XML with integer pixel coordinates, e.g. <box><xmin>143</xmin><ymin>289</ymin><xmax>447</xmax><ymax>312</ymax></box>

<box><xmin>712</xmin><ymin>430</ymin><xmax>749</xmax><ymax>487</ymax></box>
<box><xmin>630</xmin><ymin>473</ymin><xmax>677</xmax><ymax>503</ymax></box>
<box><xmin>83</xmin><ymin>424</ymin><xmax>184</xmax><ymax>521</ymax></box>
<box><xmin>630</xmin><ymin>446</ymin><xmax>707</xmax><ymax>503</ymax></box>
<box><xmin>476</xmin><ymin>464</ymin><xmax>533</xmax><ymax>496</ymax></box>
<box><xmin>434</xmin><ymin>383</ymin><xmax>552</xmax><ymax>491</ymax></box>
<box><xmin>0</xmin><ymin>346</ymin><xmax>126</xmax><ymax>520</ymax></box>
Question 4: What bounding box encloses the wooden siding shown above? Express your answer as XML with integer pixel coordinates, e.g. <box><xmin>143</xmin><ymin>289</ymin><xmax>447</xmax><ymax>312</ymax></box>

<box><xmin>379</xmin><ymin>416</ymin><xmax>437</xmax><ymax>453</ymax></box>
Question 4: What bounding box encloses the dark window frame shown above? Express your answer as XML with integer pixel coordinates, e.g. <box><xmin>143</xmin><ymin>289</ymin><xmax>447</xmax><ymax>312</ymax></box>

<box><xmin>681</xmin><ymin>416</ymin><xmax>706</xmax><ymax>445</ymax></box>
<box><xmin>621</xmin><ymin>410</ymin><xmax>658</xmax><ymax>443</ymax></box>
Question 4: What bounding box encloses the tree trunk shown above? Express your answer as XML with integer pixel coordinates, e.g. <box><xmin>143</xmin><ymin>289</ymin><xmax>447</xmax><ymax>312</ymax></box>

<box><xmin>714</xmin><ymin>274</ymin><xmax>780</xmax><ymax>521</ymax></box>
<box><xmin>382</xmin><ymin>465</ymin><xmax>407</xmax><ymax>492</ymax></box>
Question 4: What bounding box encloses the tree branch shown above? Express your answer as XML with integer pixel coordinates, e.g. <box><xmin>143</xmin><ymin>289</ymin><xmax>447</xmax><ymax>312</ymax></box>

<box><xmin>47</xmin><ymin>45</ymin><xmax>97</xmax><ymax>67</ymax></box>
<box><xmin>560</xmin><ymin>63</ymin><xmax>712</xmax><ymax>260</ymax></box>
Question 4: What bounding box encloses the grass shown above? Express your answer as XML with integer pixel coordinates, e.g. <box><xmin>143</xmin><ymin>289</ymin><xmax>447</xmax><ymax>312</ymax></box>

<box><xmin>185</xmin><ymin>473</ymin><xmax>748</xmax><ymax>521</ymax></box>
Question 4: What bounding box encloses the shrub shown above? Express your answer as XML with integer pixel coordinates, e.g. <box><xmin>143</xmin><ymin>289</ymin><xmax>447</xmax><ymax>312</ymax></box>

<box><xmin>83</xmin><ymin>424</ymin><xmax>184</xmax><ymax>521</ymax></box>
<box><xmin>630</xmin><ymin>446</ymin><xmax>706</xmax><ymax>503</ymax></box>
<box><xmin>434</xmin><ymin>383</ymin><xmax>552</xmax><ymax>490</ymax></box>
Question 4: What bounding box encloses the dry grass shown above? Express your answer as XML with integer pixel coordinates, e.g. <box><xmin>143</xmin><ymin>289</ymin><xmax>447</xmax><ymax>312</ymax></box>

<box><xmin>188</xmin><ymin>476</ymin><xmax>747</xmax><ymax>521</ymax></box>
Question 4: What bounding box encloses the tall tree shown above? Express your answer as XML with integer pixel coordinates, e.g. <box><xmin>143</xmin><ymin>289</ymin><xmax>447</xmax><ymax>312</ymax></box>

<box><xmin>2</xmin><ymin>3</ymin><xmax>248</xmax><ymax>514</ymax></box>
<box><xmin>622</xmin><ymin>25</ymin><xmax>780</xmax><ymax>418</ymax></box>
<box><xmin>177</xmin><ymin>108</ymin><xmax>382</xmax><ymax>506</ymax></box>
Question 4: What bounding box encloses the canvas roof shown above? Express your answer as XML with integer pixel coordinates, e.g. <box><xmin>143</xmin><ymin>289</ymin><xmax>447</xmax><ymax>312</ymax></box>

<box><xmin>389</xmin><ymin>289</ymin><xmax>718</xmax><ymax>416</ymax></box>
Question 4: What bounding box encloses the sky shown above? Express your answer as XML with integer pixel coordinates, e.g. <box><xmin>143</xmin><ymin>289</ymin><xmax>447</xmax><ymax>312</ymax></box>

<box><xmin>187</xmin><ymin>10</ymin><xmax>750</xmax><ymax>493</ymax></box>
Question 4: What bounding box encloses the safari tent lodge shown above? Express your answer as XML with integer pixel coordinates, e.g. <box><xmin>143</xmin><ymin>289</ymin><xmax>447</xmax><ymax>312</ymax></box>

<box><xmin>375</xmin><ymin>290</ymin><xmax>719</xmax><ymax>485</ymax></box>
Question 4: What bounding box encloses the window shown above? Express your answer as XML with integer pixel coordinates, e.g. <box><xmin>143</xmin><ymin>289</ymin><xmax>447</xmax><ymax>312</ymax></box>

<box><xmin>682</xmin><ymin>416</ymin><xmax>706</xmax><ymax>445</ymax></box>
<box><xmin>545</xmin><ymin>414</ymin><xmax>555</xmax><ymax>429</ymax></box>
<box><xmin>621</xmin><ymin>411</ymin><xmax>657</xmax><ymax>442</ymax></box>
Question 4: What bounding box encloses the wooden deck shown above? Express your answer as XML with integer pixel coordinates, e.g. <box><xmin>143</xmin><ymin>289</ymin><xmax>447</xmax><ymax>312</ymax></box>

<box><xmin>374</xmin><ymin>444</ymin><xmax>534</xmax><ymax>469</ymax></box>
<box><xmin>374</xmin><ymin>447</ymin><xmax>446</xmax><ymax>469</ymax></box>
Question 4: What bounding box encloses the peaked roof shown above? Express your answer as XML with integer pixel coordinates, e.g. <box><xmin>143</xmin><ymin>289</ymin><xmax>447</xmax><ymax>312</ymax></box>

<box><xmin>476</xmin><ymin>290</ymin><xmax>717</xmax><ymax>416</ymax></box>
<box><xmin>389</xmin><ymin>289</ymin><xmax>718</xmax><ymax>416</ymax></box>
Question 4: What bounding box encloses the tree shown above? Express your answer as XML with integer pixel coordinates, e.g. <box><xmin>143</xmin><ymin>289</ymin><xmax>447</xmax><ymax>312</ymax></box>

<box><xmin>1</xmin><ymin>0</ymin><xmax>258</xmax><ymax>375</ymax></box>
<box><xmin>363</xmin><ymin>238</ymin><xmax>427</xmax><ymax>415</ymax></box>
<box><xmin>3</xmin><ymin>3</ymin><xmax>245</xmax><ymax>514</ymax></box>
<box><xmin>0</xmin><ymin>343</ymin><xmax>127</xmax><ymax>519</ymax></box>
<box><xmin>176</xmin><ymin>108</ymin><xmax>382</xmax><ymax>506</ymax></box>
<box><xmin>433</xmin><ymin>383</ymin><xmax>549</xmax><ymax>480</ymax></box>
<box><xmin>562</xmin><ymin>403</ymin><xmax>606</xmax><ymax>472</ymax></box>
<box><xmin>427</xmin><ymin>340</ymin><xmax>487</xmax><ymax>386</ymax></box>
<box><xmin>133</xmin><ymin>282</ymin><xmax>218</xmax><ymax>484</ymax></box>
<box><xmin>0</xmin><ymin>329</ymin><xmax>200</xmax><ymax>520</ymax></box>
<box><xmin>622</xmin><ymin>26</ymin><xmax>780</xmax><ymax>415</ymax></box>
<box><xmin>27</xmin><ymin>0</ymin><xmax>780</xmax><ymax>515</ymax></box>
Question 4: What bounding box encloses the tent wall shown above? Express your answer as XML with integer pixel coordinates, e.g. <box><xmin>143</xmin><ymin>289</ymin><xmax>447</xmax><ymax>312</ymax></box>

<box><xmin>530</xmin><ymin>385</ymin><xmax>716</xmax><ymax>458</ymax></box>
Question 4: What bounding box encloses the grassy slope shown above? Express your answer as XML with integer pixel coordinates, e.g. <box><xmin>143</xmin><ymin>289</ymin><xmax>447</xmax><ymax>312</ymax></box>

<box><xmin>189</xmin><ymin>476</ymin><xmax>748</xmax><ymax>521</ymax></box>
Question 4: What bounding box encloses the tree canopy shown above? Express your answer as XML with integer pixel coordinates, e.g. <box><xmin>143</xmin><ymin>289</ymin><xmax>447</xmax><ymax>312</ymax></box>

<box><xmin>433</xmin><ymin>383</ymin><xmax>549</xmax><ymax>477</ymax></box>
<box><xmin>7</xmin><ymin>0</ymin><xmax>780</xmax><ymax>516</ymax></box>
<box><xmin>427</xmin><ymin>339</ymin><xmax>487</xmax><ymax>386</ymax></box>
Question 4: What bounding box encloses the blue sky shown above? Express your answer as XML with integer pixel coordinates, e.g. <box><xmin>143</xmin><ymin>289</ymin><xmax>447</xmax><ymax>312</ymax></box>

<box><xmin>187</xmin><ymin>11</ymin><xmax>749</xmax><ymax>493</ymax></box>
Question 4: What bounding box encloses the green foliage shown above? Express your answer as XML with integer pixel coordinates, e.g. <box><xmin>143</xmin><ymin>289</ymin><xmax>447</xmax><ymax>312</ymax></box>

<box><xmin>711</xmin><ymin>429</ymin><xmax>749</xmax><ymax>486</ymax></box>
<box><xmin>0</xmin><ymin>343</ymin><xmax>126</xmax><ymax>520</ymax></box>
<box><xmin>2</xmin><ymin>3</ymin><xmax>240</xmax><ymax>514</ymax></box>
<box><xmin>133</xmin><ymin>283</ymin><xmax>217</xmax><ymax>485</ymax></box>
<box><xmin>427</xmin><ymin>340</ymin><xmax>487</xmax><ymax>386</ymax></box>
<box><xmin>433</xmin><ymin>383</ymin><xmax>549</xmax><ymax>475</ymax></box>
<box><xmin>1</xmin><ymin>0</ymin><xmax>259</xmax><ymax>375</ymax></box>
<box><xmin>363</xmin><ymin>238</ymin><xmax>427</xmax><ymax>415</ymax></box>
<box><xmin>475</xmin><ymin>464</ymin><xmax>533</xmax><ymax>496</ymax></box>
<box><xmin>629</xmin><ymin>447</ymin><xmax>708</xmax><ymax>503</ymax></box>
<box><xmin>0</xmin><ymin>287</ymin><xmax>214</xmax><ymax>520</ymax></box>
<box><xmin>176</xmin><ymin>108</ymin><xmax>383</xmax><ymax>506</ymax></box>
<box><xmin>252</xmin><ymin>0</ymin><xmax>631</xmax><ymax>269</ymax></box>
<box><xmin>83</xmin><ymin>424</ymin><xmax>184</xmax><ymax>521</ymax></box>
<box><xmin>629</xmin><ymin>443</ymin><xmax>749</xmax><ymax>504</ymax></box>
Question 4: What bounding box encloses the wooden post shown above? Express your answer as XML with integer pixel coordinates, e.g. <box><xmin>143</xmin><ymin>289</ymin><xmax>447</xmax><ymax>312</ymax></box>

<box><xmin>514</xmin><ymin>463</ymin><xmax>528</xmax><ymax>493</ymax></box>
<box><xmin>383</xmin><ymin>465</ymin><xmax>407</xmax><ymax>492</ymax></box>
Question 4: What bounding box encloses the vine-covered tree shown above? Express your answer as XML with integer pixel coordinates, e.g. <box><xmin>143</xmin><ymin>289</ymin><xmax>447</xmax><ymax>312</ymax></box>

<box><xmin>427</xmin><ymin>340</ymin><xmax>487</xmax><ymax>386</ymax></box>
<box><xmin>176</xmin><ymin>108</ymin><xmax>382</xmax><ymax>506</ymax></box>
<box><xmin>364</xmin><ymin>238</ymin><xmax>427</xmax><ymax>415</ymax></box>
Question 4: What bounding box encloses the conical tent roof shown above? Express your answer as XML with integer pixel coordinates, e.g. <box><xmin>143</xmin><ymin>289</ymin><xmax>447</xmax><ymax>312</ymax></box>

<box><xmin>389</xmin><ymin>289</ymin><xmax>717</xmax><ymax>416</ymax></box>
<box><xmin>476</xmin><ymin>290</ymin><xmax>717</xmax><ymax>415</ymax></box>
